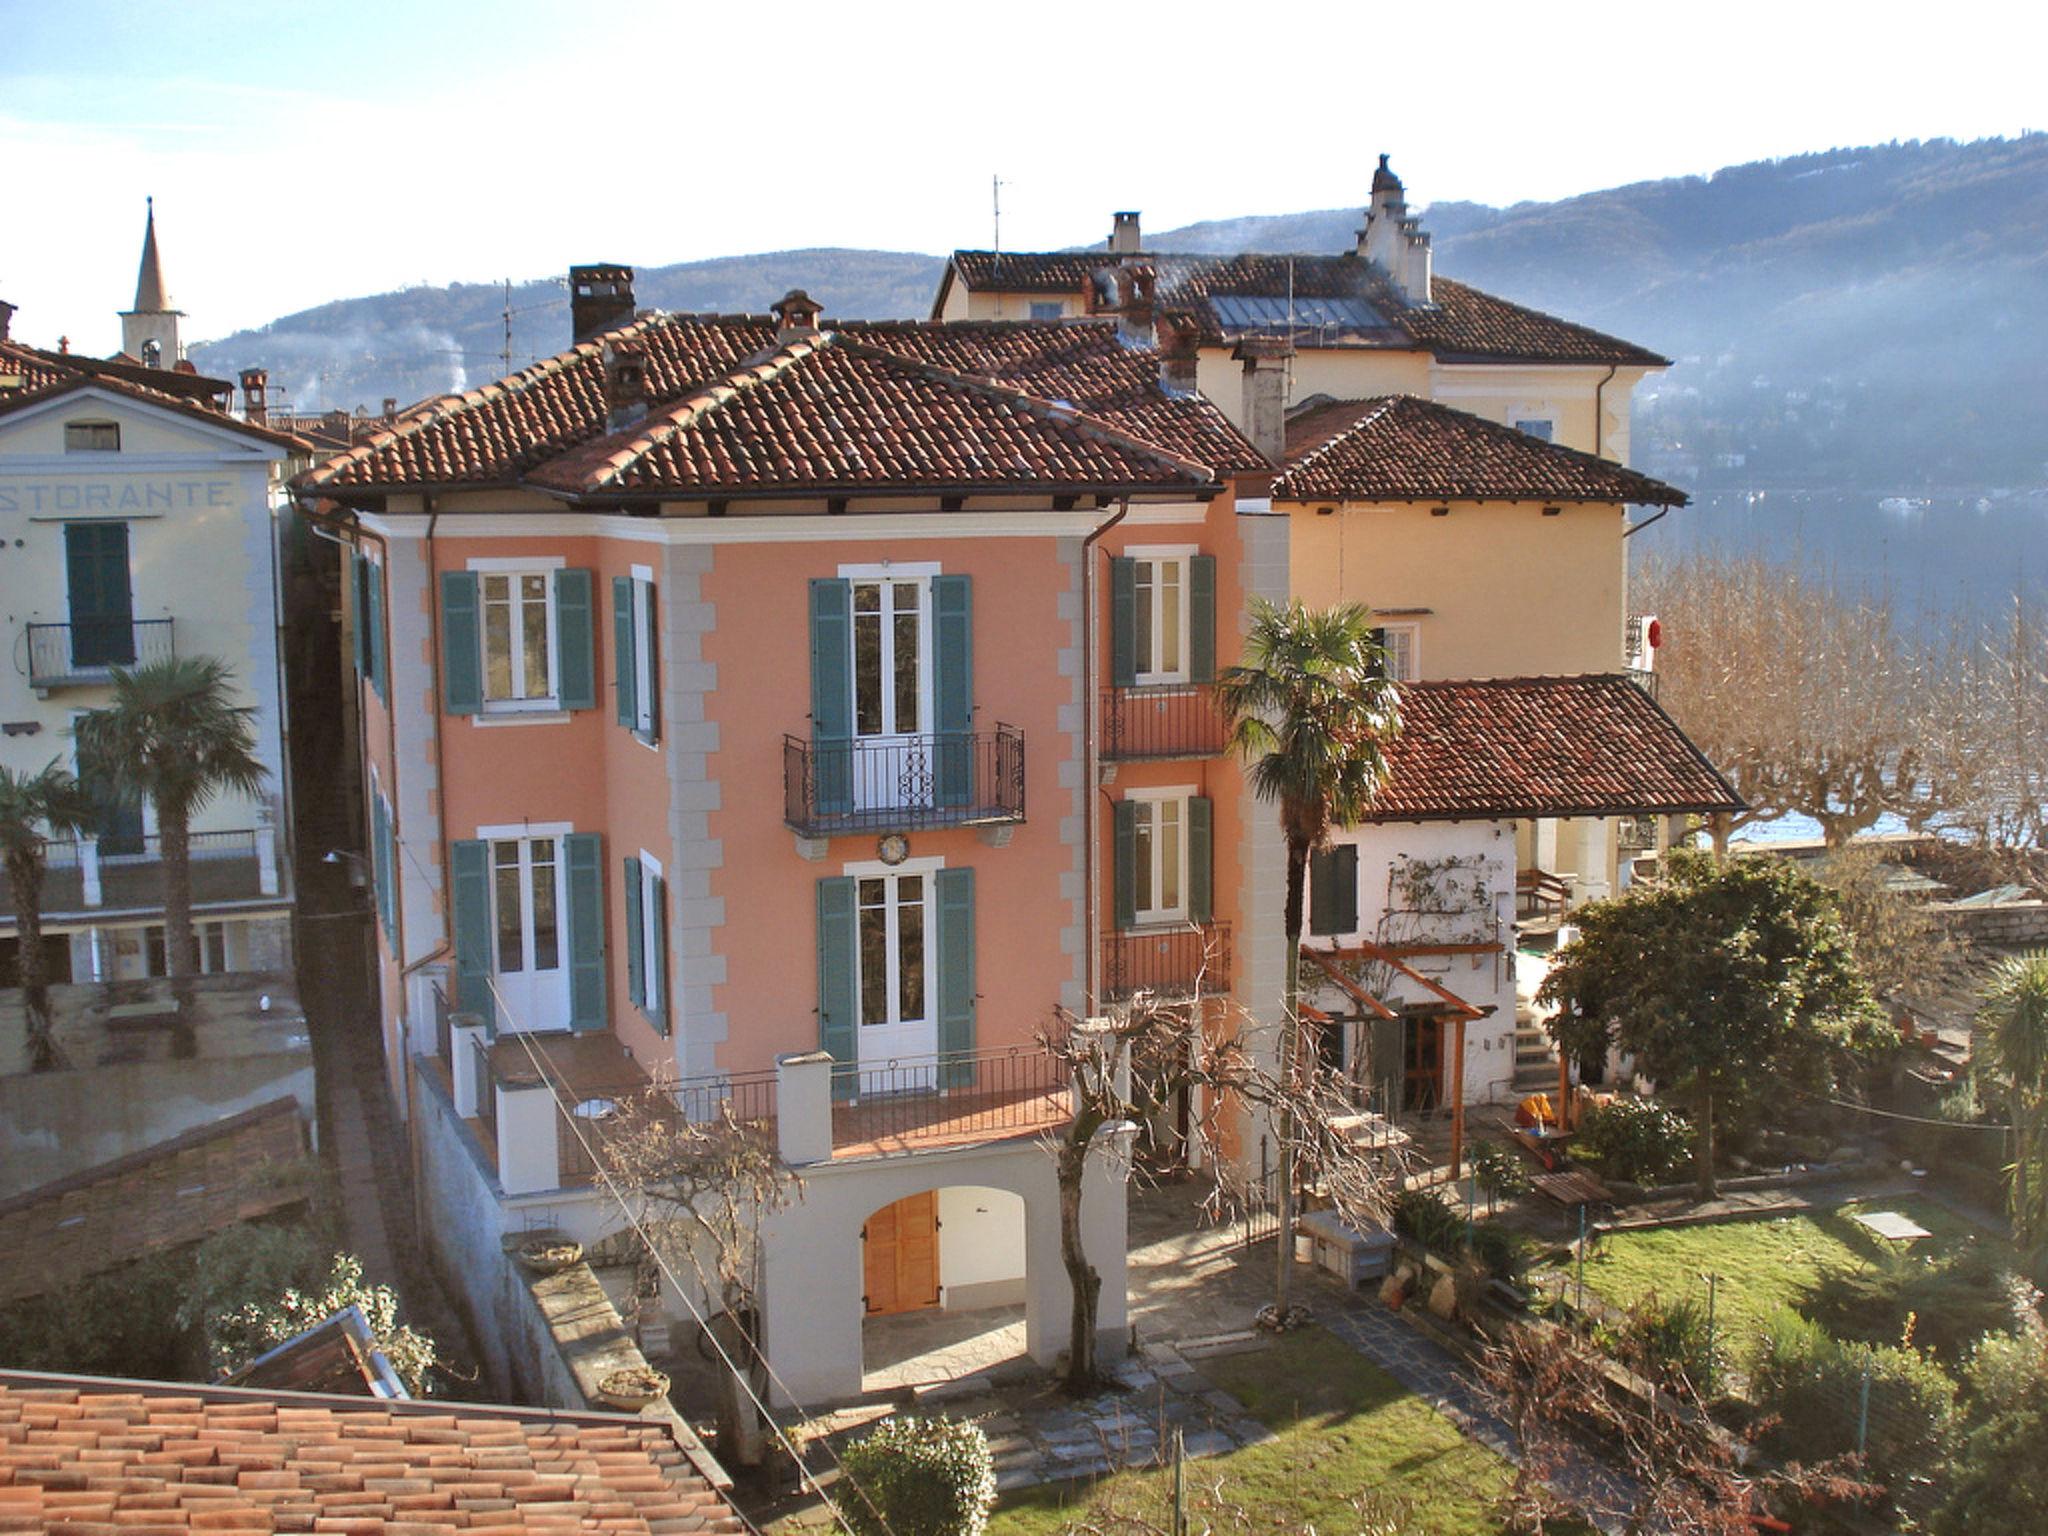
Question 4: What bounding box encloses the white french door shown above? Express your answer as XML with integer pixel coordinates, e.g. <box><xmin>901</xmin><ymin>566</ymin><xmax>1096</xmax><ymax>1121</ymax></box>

<box><xmin>856</xmin><ymin>868</ymin><xmax>936</xmax><ymax>1077</ymax></box>
<box><xmin>851</xmin><ymin>575</ymin><xmax>932</xmax><ymax>811</ymax></box>
<box><xmin>490</xmin><ymin>834</ymin><xmax>570</xmax><ymax>1031</ymax></box>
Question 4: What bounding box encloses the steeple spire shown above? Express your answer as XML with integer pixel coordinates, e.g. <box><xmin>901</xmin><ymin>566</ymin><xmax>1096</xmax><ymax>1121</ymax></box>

<box><xmin>132</xmin><ymin>196</ymin><xmax>172</xmax><ymax>313</ymax></box>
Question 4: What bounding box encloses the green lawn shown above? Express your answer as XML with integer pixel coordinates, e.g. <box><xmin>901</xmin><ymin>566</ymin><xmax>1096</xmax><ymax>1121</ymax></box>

<box><xmin>988</xmin><ymin>1329</ymin><xmax>1515</xmax><ymax>1536</ymax></box>
<box><xmin>1577</xmin><ymin>1194</ymin><xmax>2003</xmax><ymax>1349</ymax></box>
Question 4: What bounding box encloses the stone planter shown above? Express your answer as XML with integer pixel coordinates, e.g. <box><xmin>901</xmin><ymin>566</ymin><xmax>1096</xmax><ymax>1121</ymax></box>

<box><xmin>515</xmin><ymin>1239</ymin><xmax>585</xmax><ymax>1276</ymax></box>
<box><xmin>596</xmin><ymin>1366</ymin><xmax>670</xmax><ymax>1411</ymax></box>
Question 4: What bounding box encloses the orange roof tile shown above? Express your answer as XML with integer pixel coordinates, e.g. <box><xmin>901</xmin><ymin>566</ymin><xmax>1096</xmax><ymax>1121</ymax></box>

<box><xmin>0</xmin><ymin>1372</ymin><xmax>748</xmax><ymax>1534</ymax></box>
<box><xmin>1368</xmin><ymin>675</ymin><xmax>1741</xmax><ymax>822</ymax></box>
<box><xmin>1276</xmin><ymin>395</ymin><xmax>1686</xmax><ymax>505</ymax></box>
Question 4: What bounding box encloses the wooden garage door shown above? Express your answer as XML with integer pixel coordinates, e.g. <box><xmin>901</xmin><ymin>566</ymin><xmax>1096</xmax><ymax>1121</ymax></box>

<box><xmin>863</xmin><ymin>1191</ymin><xmax>940</xmax><ymax>1315</ymax></box>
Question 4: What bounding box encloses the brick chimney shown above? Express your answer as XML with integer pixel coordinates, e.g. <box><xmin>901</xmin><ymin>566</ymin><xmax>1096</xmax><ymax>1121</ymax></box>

<box><xmin>1157</xmin><ymin>312</ymin><xmax>1199</xmax><ymax>395</ymax></box>
<box><xmin>1108</xmin><ymin>210</ymin><xmax>1142</xmax><ymax>256</ymax></box>
<box><xmin>239</xmin><ymin>367</ymin><xmax>269</xmax><ymax>426</ymax></box>
<box><xmin>1356</xmin><ymin>154</ymin><xmax>1432</xmax><ymax>306</ymax></box>
<box><xmin>571</xmin><ymin>264</ymin><xmax>636</xmax><ymax>343</ymax></box>
<box><xmin>382</xmin><ymin>397</ymin><xmax>399</xmax><ymax>423</ymax></box>
<box><xmin>1234</xmin><ymin>336</ymin><xmax>1292</xmax><ymax>465</ymax></box>
<box><xmin>602</xmin><ymin>338</ymin><xmax>648</xmax><ymax>432</ymax></box>
<box><xmin>771</xmin><ymin>289</ymin><xmax>823</xmax><ymax>344</ymax></box>
<box><xmin>1111</xmin><ymin>265</ymin><xmax>1156</xmax><ymax>349</ymax></box>
<box><xmin>0</xmin><ymin>299</ymin><xmax>14</xmax><ymax>342</ymax></box>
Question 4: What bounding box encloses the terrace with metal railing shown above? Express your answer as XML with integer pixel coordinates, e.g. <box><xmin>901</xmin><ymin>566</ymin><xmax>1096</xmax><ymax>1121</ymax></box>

<box><xmin>0</xmin><ymin>827</ymin><xmax>282</xmax><ymax>925</ymax></box>
<box><xmin>25</xmin><ymin>618</ymin><xmax>175</xmax><ymax>691</ymax></box>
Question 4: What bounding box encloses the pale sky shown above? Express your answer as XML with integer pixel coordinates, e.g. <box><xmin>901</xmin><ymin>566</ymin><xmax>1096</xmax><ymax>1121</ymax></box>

<box><xmin>4</xmin><ymin>0</ymin><xmax>2042</xmax><ymax>355</ymax></box>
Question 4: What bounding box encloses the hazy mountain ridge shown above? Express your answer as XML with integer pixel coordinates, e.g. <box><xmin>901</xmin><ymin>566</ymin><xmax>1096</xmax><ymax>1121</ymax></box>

<box><xmin>192</xmin><ymin>136</ymin><xmax>2048</xmax><ymax>492</ymax></box>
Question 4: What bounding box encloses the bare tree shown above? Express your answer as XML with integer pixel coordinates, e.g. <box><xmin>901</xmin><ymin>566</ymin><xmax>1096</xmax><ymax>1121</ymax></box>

<box><xmin>598</xmin><ymin>1093</ymin><xmax>800</xmax><ymax>1467</ymax></box>
<box><xmin>1041</xmin><ymin>968</ymin><xmax>1403</xmax><ymax>1394</ymax></box>
<box><xmin>1477</xmin><ymin>1315</ymin><xmax>1873</xmax><ymax>1535</ymax></box>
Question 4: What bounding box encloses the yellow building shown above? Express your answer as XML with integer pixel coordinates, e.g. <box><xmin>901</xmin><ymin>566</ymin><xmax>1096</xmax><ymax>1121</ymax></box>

<box><xmin>0</xmin><ymin>216</ymin><xmax>307</xmax><ymax>986</ymax></box>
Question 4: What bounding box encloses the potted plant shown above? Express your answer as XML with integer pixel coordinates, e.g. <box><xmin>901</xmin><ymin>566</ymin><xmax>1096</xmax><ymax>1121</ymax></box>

<box><xmin>514</xmin><ymin>1237</ymin><xmax>584</xmax><ymax>1275</ymax></box>
<box><xmin>597</xmin><ymin>1364</ymin><xmax>670</xmax><ymax>1410</ymax></box>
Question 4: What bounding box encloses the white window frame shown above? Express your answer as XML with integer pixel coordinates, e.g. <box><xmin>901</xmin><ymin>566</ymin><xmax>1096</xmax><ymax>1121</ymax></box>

<box><xmin>1374</xmin><ymin>621</ymin><xmax>1420</xmax><ymax>683</ymax></box>
<box><xmin>1128</xmin><ymin>544</ymin><xmax>1197</xmax><ymax>686</ymax></box>
<box><xmin>839</xmin><ymin>560</ymin><xmax>939</xmax><ymax>742</ymax></box>
<box><xmin>469</xmin><ymin>556</ymin><xmax>564</xmax><ymax>712</ymax></box>
<box><xmin>1125</xmin><ymin>785</ymin><xmax>1193</xmax><ymax>927</ymax></box>
<box><xmin>842</xmin><ymin>852</ymin><xmax>942</xmax><ymax>1040</ymax></box>
<box><xmin>63</xmin><ymin>420</ymin><xmax>121</xmax><ymax>453</ymax></box>
<box><xmin>477</xmin><ymin>819</ymin><xmax>572</xmax><ymax>985</ymax></box>
<box><xmin>629</xmin><ymin>563</ymin><xmax>657</xmax><ymax>740</ymax></box>
<box><xmin>634</xmin><ymin>849</ymin><xmax>665</xmax><ymax>1016</ymax></box>
<box><xmin>1028</xmin><ymin>301</ymin><xmax>1065</xmax><ymax>321</ymax></box>
<box><xmin>1513</xmin><ymin>416</ymin><xmax>1555</xmax><ymax>442</ymax></box>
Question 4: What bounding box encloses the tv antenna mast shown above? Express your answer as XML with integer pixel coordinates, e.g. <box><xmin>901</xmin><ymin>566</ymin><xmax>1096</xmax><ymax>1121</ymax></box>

<box><xmin>992</xmin><ymin>174</ymin><xmax>1008</xmax><ymax>275</ymax></box>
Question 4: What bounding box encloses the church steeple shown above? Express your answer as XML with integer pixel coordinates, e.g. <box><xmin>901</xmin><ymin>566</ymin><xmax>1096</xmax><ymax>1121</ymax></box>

<box><xmin>120</xmin><ymin>197</ymin><xmax>183</xmax><ymax>368</ymax></box>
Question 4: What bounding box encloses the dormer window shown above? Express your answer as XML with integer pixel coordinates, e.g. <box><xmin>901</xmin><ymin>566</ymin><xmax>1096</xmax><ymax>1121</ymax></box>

<box><xmin>63</xmin><ymin>421</ymin><xmax>120</xmax><ymax>453</ymax></box>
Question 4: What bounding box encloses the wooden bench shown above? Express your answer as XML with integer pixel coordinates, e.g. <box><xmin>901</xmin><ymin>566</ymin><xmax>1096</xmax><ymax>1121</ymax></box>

<box><xmin>1517</xmin><ymin>868</ymin><xmax>1570</xmax><ymax>920</ymax></box>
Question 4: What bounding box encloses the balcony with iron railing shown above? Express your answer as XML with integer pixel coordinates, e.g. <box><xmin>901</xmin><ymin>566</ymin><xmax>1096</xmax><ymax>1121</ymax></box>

<box><xmin>783</xmin><ymin>726</ymin><xmax>1025</xmax><ymax>838</ymax></box>
<box><xmin>0</xmin><ymin>827</ymin><xmax>282</xmax><ymax>923</ymax></box>
<box><xmin>1101</xmin><ymin>921</ymin><xmax>1232</xmax><ymax>1003</ymax></box>
<box><xmin>424</xmin><ymin>1016</ymin><xmax>1071</xmax><ymax>1196</ymax></box>
<box><xmin>1100</xmin><ymin>684</ymin><xmax>1226</xmax><ymax>762</ymax></box>
<box><xmin>25</xmin><ymin>618</ymin><xmax>175</xmax><ymax>691</ymax></box>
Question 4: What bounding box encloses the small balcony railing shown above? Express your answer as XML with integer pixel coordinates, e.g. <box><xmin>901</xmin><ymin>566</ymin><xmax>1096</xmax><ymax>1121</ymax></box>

<box><xmin>1101</xmin><ymin>684</ymin><xmax>1226</xmax><ymax>761</ymax></box>
<box><xmin>2</xmin><ymin>827</ymin><xmax>279</xmax><ymax>920</ymax></box>
<box><xmin>1102</xmin><ymin>921</ymin><xmax>1233</xmax><ymax>1003</ymax></box>
<box><xmin>26</xmin><ymin>618</ymin><xmax>175</xmax><ymax>689</ymax></box>
<box><xmin>783</xmin><ymin>726</ymin><xmax>1025</xmax><ymax>837</ymax></box>
<box><xmin>830</xmin><ymin>1047</ymin><xmax>1070</xmax><ymax>1151</ymax></box>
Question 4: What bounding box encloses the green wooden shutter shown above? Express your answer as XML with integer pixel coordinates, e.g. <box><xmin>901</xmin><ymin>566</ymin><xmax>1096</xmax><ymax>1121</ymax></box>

<box><xmin>554</xmin><ymin>568</ymin><xmax>596</xmax><ymax>710</ymax></box>
<box><xmin>370</xmin><ymin>790</ymin><xmax>389</xmax><ymax>936</ymax></box>
<box><xmin>1189</xmin><ymin>554</ymin><xmax>1216</xmax><ymax>684</ymax></box>
<box><xmin>565</xmin><ymin>831</ymin><xmax>605</xmax><ymax>1031</ymax></box>
<box><xmin>1368</xmin><ymin>1016</ymin><xmax>1405</xmax><ymax>1114</ymax></box>
<box><xmin>377</xmin><ymin>792</ymin><xmax>398</xmax><ymax>937</ymax></box>
<box><xmin>623</xmin><ymin>856</ymin><xmax>644</xmax><ymax>1009</ymax></box>
<box><xmin>647</xmin><ymin>874</ymin><xmax>669</xmax><ymax>1036</ymax></box>
<box><xmin>613</xmin><ymin>576</ymin><xmax>637</xmax><ymax>728</ymax></box>
<box><xmin>1309</xmin><ymin>845</ymin><xmax>1358</xmax><ymax>936</ymax></box>
<box><xmin>816</xmin><ymin>876</ymin><xmax>857</xmax><ymax>1098</ymax></box>
<box><xmin>1110</xmin><ymin>556</ymin><xmax>1137</xmax><ymax>687</ymax></box>
<box><xmin>440</xmin><ymin>572</ymin><xmax>482</xmax><ymax>715</ymax></box>
<box><xmin>1368</xmin><ymin>627</ymin><xmax>1389</xmax><ymax>682</ymax></box>
<box><xmin>366</xmin><ymin>558</ymin><xmax>387</xmax><ymax>702</ymax></box>
<box><xmin>936</xmin><ymin>866</ymin><xmax>976</xmax><ymax>1088</ymax></box>
<box><xmin>349</xmin><ymin>552</ymin><xmax>368</xmax><ymax>677</ymax></box>
<box><xmin>1188</xmin><ymin>795</ymin><xmax>1213</xmax><ymax>923</ymax></box>
<box><xmin>451</xmin><ymin>838</ymin><xmax>494</xmax><ymax>1029</ymax></box>
<box><xmin>1333</xmin><ymin>844</ymin><xmax>1359</xmax><ymax>934</ymax></box>
<box><xmin>809</xmin><ymin>579</ymin><xmax>853</xmax><ymax>816</ymax></box>
<box><xmin>66</xmin><ymin>521</ymin><xmax>135</xmax><ymax>667</ymax></box>
<box><xmin>643</xmin><ymin>588</ymin><xmax>660</xmax><ymax>742</ymax></box>
<box><xmin>933</xmin><ymin>573</ymin><xmax>973</xmax><ymax>808</ymax></box>
<box><xmin>1113</xmin><ymin>798</ymin><xmax>1137</xmax><ymax>931</ymax></box>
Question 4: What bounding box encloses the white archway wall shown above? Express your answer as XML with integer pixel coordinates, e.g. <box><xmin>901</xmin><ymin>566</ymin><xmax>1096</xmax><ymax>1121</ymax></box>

<box><xmin>938</xmin><ymin>1185</ymin><xmax>1028</xmax><ymax>1310</ymax></box>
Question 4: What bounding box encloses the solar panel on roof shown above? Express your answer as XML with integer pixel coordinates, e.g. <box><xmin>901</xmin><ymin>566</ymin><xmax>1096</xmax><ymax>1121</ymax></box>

<box><xmin>1208</xmin><ymin>294</ymin><xmax>1387</xmax><ymax>333</ymax></box>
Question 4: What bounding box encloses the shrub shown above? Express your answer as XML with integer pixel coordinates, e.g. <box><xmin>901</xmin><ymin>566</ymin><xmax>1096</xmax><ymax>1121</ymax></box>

<box><xmin>1392</xmin><ymin>1187</ymin><xmax>1465</xmax><ymax>1256</ymax></box>
<box><xmin>206</xmin><ymin>1253</ymin><xmax>440</xmax><ymax>1394</ymax></box>
<box><xmin>1936</xmin><ymin>1327</ymin><xmax>2048</xmax><ymax>1534</ymax></box>
<box><xmin>1805</xmin><ymin>1245</ymin><xmax>2037</xmax><ymax>1365</ymax></box>
<box><xmin>1570</xmin><ymin>1096</ymin><xmax>1692</xmax><ymax>1185</ymax></box>
<box><xmin>1470</xmin><ymin>1141</ymin><xmax>1531</xmax><ymax>1208</ymax></box>
<box><xmin>1615</xmin><ymin>1291</ymin><xmax>1721</xmax><ymax>1395</ymax></box>
<box><xmin>839</xmin><ymin>1415</ymin><xmax>996</xmax><ymax>1536</ymax></box>
<box><xmin>1749</xmin><ymin>1307</ymin><xmax>1957</xmax><ymax>1490</ymax></box>
<box><xmin>1469</xmin><ymin>1222</ymin><xmax>1523</xmax><ymax>1282</ymax></box>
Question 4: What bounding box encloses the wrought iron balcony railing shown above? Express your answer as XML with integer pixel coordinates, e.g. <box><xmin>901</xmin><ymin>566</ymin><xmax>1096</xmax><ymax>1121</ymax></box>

<box><xmin>26</xmin><ymin>618</ymin><xmax>174</xmax><ymax>689</ymax></box>
<box><xmin>1101</xmin><ymin>684</ymin><xmax>1226</xmax><ymax>761</ymax></box>
<box><xmin>1101</xmin><ymin>920</ymin><xmax>1233</xmax><ymax>1003</ymax></box>
<box><xmin>783</xmin><ymin>726</ymin><xmax>1025</xmax><ymax>837</ymax></box>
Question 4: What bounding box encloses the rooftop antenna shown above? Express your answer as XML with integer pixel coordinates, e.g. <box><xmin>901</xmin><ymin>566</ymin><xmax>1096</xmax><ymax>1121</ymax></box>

<box><xmin>1286</xmin><ymin>257</ymin><xmax>1297</xmax><ymax>403</ymax></box>
<box><xmin>501</xmin><ymin>279</ymin><xmax>514</xmax><ymax>375</ymax></box>
<box><xmin>992</xmin><ymin>174</ymin><xmax>1007</xmax><ymax>276</ymax></box>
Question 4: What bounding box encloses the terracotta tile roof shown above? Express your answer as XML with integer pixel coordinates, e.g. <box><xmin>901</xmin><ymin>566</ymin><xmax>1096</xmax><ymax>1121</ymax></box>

<box><xmin>941</xmin><ymin>251</ymin><xmax>1669</xmax><ymax>367</ymax></box>
<box><xmin>0</xmin><ymin>1371</ymin><xmax>749</xmax><ymax>1534</ymax></box>
<box><xmin>1275</xmin><ymin>395</ymin><xmax>1687</xmax><ymax>505</ymax></box>
<box><xmin>0</xmin><ymin>343</ymin><xmax>309</xmax><ymax>452</ymax></box>
<box><xmin>0</xmin><ymin>1098</ymin><xmax>311</xmax><ymax>1307</ymax></box>
<box><xmin>528</xmin><ymin>335</ymin><xmax>1218</xmax><ymax>497</ymax></box>
<box><xmin>300</xmin><ymin>314</ymin><xmax>1256</xmax><ymax>499</ymax></box>
<box><xmin>1367</xmin><ymin>675</ymin><xmax>1741</xmax><ymax>822</ymax></box>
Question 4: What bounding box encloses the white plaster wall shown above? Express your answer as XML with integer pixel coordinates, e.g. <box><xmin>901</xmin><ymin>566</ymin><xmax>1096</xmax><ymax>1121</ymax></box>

<box><xmin>938</xmin><ymin>1184</ymin><xmax>1028</xmax><ymax>1308</ymax></box>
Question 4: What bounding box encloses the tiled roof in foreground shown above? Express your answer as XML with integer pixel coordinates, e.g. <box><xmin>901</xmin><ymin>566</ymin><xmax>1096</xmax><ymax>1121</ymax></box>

<box><xmin>1368</xmin><ymin>675</ymin><xmax>1741</xmax><ymax>822</ymax></box>
<box><xmin>301</xmin><ymin>314</ymin><xmax>1259</xmax><ymax>499</ymax></box>
<box><xmin>0</xmin><ymin>1371</ymin><xmax>748</xmax><ymax>1534</ymax></box>
<box><xmin>1277</xmin><ymin>395</ymin><xmax>1687</xmax><ymax>506</ymax></box>
<box><xmin>0</xmin><ymin>1097</ymin><xmax>311</xmax><ymax>1307</ymax></box>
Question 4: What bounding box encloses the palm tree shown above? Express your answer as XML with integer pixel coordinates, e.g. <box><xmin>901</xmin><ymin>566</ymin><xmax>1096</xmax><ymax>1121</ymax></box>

<box><xmin>0</xmin><ymin>761</ymin><xmax>97</xmax><ymax>1071</ymax></box>
<box><xmin>1979</xmin><ymin>950</ymin><xmax>2048</xmax><ymax>1259</ymax></box>
<box><xmin>1215</xmin><ymin>598</ymin><xmax>1401</xmax><ymax>1318</ymax></box>
<box><xmin>74</xmin><ymin>658</ymin><xmax>268</xmax><ymax>1023</ymax></box>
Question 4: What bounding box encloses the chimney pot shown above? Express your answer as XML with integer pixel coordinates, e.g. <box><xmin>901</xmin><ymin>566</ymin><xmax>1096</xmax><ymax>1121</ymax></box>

<box><xmin>771</xmin><ymin>289</ymin><xmax>824</xmax><ymax>343</ymax></box>
<box><xmin>1109</xmin><ymin>211</ymin><xmax>1142</xmax><ymax>256</ymax></box>
<box><xmin>1157</xmin><ymin>313</ymin><xmax>1199</xmax><ymax>395</ymax></box>
<box><xmin>0</xmin><ymin>299</ymin><xmax>14</xmax><ymax>342</ymax></box>
<box><xmin>239</xmin><ymin>367</ymin><xmax>269</xmax><ymax>426</ymax></box>
<box><xmin>1232</xmin><ymin>336</ymin><xmax>1292</xmax><ymax>466</ymax></box>
<box><xmin>602</xmin><ymin>338</ymin><xmax>649</xmax><ymax>432</ymax></box>
<box><xmin>382</xmin><ymin>397</ymin><xmax>399</xmax><ymax>422</ymax></box>
<box><xmin>1109</xmin><ymin>265</ymin><xmax>1157</xmax><ymax>349</ymax></box>
<box><xmin>570</xmin><ymin>263</ymin><xmax>636</xmax><ymax>344</ymax></box>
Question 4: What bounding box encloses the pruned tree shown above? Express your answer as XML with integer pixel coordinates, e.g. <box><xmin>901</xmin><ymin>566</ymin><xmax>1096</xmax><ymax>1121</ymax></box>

<box><xmin>1477</xmin><ymin>1313</ymin><xmax>1874</xmax><ymax>1535</ymax></box>
<box><xmin>1041</xmin><ymin>968</ymin><xmax>1402</xmax><ymax>1393</ymax></box>
<box><xmin>597</xmin><ymin>1092</ymin><xmax>800</xmax><ymax>1466</ymax></box>
<box><xmin>1540</xmin><ymin>849</ymin><xmax>1884</xmax><ymax>1198</ymax></box>
<box><xmin>0</xmin><ymin>760</ymin><xmax>97</xmax><ymax>1071</ymax></box>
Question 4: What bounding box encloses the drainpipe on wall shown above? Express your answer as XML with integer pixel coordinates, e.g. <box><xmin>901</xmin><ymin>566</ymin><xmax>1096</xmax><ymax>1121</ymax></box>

<box><xmin>1593</xmin><ymin>364</ymin><xmax>1618</xmax><ymax>461</ymax></box>
<box><xmin>1081</xmin><ymin>496</ymin><xmax>1130</xmax><ymax>1013</ymax></box>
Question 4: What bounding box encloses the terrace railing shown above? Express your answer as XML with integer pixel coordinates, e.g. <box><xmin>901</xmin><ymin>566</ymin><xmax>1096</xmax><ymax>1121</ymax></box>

<box><xmin>1101</xmin><ymin>921</ymin><xmax>1233</xmax><ymax>1003</ymax></box>
<box><xmin>25</xmin><ymin>618</ymin><xmax>174</xmax><ymax>690</ymax></box>
<box><xmin>829</xmin><ymin>1045</ymin><xmax>1071</xmax><ymax>1151</ymax></box>
<box><xmin>1101</xmin><ymin>684</ymin><xmax>1225</xmax><ymax>761</ymax></box>
<box><xmin>783</xmin><ymin>726</ymin><xmax>1025</xmax><ymax>837</ymax></box>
